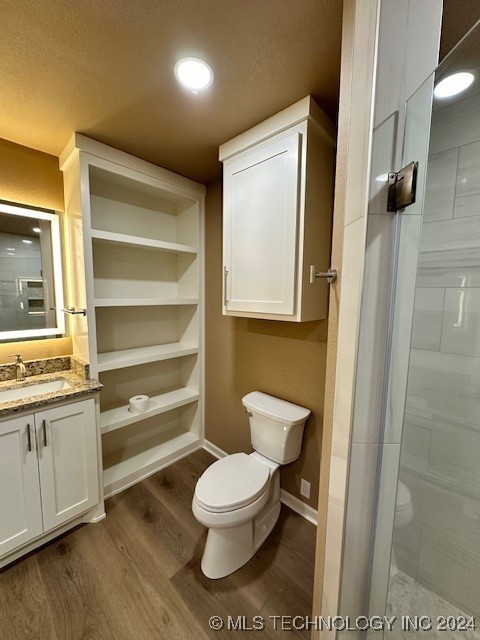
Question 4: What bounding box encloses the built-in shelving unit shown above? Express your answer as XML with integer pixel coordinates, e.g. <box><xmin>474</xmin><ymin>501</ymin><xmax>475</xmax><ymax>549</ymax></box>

<box><xmin>60</xmin><ymin>134</ymin><xmax>205</xmax><ymax>499</ymax></box>
<box><xmin>93</xmin><ymin>297</ymin><xmax>199</xmax><ymax>307</ymax></box>
<box><xmin>90</xmin><ymin>229</ymin><xmax>197</xmax><ymax>255</ymax></box>
<box><xmin>96</xmin><ymin>343</ymin><xmax>199</xmax><ymax>372</ymax></box>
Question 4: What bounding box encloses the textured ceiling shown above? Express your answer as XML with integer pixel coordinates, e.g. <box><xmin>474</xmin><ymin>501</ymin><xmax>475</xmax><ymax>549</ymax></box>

<box><xmin>440</xmin><ymin>0</ymin><xmax>480</xmax><ymax>60</ymax></box>
<box><xmin>0</xmin><ymin>0</ymin><xmax>342</xmax><ymax>183</ymax></box>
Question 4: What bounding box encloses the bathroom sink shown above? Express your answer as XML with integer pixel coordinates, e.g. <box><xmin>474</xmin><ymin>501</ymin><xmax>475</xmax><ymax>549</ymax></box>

<box><xmin>0</xmin><ymin>379</ymin><xmax>71</xmax><ymax>403</ymax></box>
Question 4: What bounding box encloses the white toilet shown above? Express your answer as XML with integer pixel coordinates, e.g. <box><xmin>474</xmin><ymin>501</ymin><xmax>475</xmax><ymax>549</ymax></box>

<box><xmin>192</xmin><ymin>391</ymin><xmax>310</xmax><ymax>579</ymax></box>
<box><xmin>391</xmin><ymin>481</ymin><xmax>414</xmax><ymax>575</ymax></box>
<box><xmin>395</xmin><ymin>481</ymin><xmax>413</xmax><ymax>529</ymax></box>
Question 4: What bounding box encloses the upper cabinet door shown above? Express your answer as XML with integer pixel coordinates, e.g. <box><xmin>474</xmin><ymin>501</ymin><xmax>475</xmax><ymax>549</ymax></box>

<box><xmin>0</xmin><ymin>414</ymin><xmax>43</xmax><ymax>558</ymax></box>
<box><xmin>223</xmin><ymin>130</ymin><xmax>301</xmax><ymax>316</ymax></box>
<box><xmin>36</xmin><ymin>399</ymin><xmax>99</xmax><ymax>532</ymax></box>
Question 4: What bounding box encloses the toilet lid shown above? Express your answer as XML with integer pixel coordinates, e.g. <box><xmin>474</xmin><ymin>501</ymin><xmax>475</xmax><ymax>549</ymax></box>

<box><xmin>396</xmin><ymin>481</ymin><xmax>412</xmax><ymax>512</ymax></box>
<box><xmin>195</xmin><ymin>453</ymin><xmax>270</xmax><ymax>513</ymax></box>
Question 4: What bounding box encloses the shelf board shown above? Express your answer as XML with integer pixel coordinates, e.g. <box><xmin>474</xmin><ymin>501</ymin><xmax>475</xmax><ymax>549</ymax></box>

<box><xmin>96</xmin><ymin>342</ymin><xmax>199</xmax><ymax>372</ymax></box>
<box><xmin>101</xmin><ymin>387</ymin><xmax>199</xmax><ymax>434</ymax></box>
<box><xmin>103</xmin><ymin>427</ymin><xmax>201</xmax><ymax>498</ymax></box>
<box><xmin>91</xmin><ymin>229</ymin><xmax>197</xmax><ymax>254</ymax></box>
<box><xmin>94</xmin><ymin>297</ymin><xmax>199</xmax><ymax>307</ymax></box>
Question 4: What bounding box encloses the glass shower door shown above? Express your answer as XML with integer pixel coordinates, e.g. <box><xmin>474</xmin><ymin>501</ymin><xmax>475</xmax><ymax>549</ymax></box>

<box><xmin>371</xmin><ymin>21</ymin><xmax>480</xmax><ymax>637</ymax></box>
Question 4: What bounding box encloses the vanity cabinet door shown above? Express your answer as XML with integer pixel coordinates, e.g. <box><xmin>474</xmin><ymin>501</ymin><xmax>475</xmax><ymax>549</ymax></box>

<box><xmin>0</xmin><ymin>414</ymin><xmax>43</xmax><ymax>557</ymax></box>
<box><xmin>223</xmin><ymin>129</ymin><xmax>301</xmax><ymax>316</ymax></box>
<box><xmin>36</xmin><ymin>398</ymin><xmax>99</xmax><ymax>532</ymax></box>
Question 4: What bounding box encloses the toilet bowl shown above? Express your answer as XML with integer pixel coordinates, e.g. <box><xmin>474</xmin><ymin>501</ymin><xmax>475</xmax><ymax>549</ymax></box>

<box><xmin>391</xmin><ymin>481</ymin><xmax>414</xmax><ymax>575</ymax></box>
<box><xmin>395</xmin><ymin>481</ymin><xmax>413</xmax><ymax>529</ymax></box>
<box><xmin>193</xmin><ymin>392</ymin><xmax>310</xmax><ymax>579</ymax></box>
<box><xmin>193</xmin><ymin>452</ymin><xmax>280</xmax><ymax>579</ymax></box>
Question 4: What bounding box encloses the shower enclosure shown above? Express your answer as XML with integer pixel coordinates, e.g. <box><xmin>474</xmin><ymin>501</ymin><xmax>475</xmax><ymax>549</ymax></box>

<box><xmin>370</xmin><ymin>19</ymin><xmax>480</xmax><ymax>636</ymax></box>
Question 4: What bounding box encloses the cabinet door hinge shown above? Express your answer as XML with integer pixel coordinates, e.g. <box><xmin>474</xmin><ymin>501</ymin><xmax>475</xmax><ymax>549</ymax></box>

<box><xmin>387</xmin><ymin>161</ymin><xmax>418</xmax><ymax>212</ymax></box>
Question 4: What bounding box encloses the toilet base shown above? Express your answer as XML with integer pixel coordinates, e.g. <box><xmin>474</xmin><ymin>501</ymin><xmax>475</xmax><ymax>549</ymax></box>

<box><xmin>200</xmin><ymin>473</ymin><xmax>281</xmax><ymax>579</ymax></box>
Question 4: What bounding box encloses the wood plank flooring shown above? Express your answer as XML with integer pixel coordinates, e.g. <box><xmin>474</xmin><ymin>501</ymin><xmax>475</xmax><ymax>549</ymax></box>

<box><xmin>0</xmin><ymin>450</ymin><xmax>316</xmax><ymax>639</ymax></box>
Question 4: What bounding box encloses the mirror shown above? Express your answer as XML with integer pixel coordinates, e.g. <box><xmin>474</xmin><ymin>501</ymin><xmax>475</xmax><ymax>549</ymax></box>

<box><xmin>0</xmin><ymin>202</ymin><xmax>65</xmax><ymax>341</ymax></box>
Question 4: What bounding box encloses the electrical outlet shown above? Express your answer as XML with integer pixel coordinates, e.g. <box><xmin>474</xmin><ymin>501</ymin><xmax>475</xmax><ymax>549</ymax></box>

<box><xmin>300</xmin><ymin>478</ymin><xmax>311</xmax><ymax>499</ymax></box>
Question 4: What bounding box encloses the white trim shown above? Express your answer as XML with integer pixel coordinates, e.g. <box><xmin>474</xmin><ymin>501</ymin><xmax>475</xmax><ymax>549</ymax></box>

<box><xmin>202</xmin><ymin>441</ymin><xmax>318</xmax><ymax>525</ymax></box>
<box><xmin>60</xmin><ymin>133</ymin><xmax>206</xmax><ymax>196</ymax></box>
<box><xmin>203</xmin><ymin>439</ymin><xmax>228</xmax><ymax>459</ymax></box>
<box><xmin>280</xmin><ymin>489</ymin><xmax>318</xmax><ymax>525</ymax></box>
<box><xmin>219</xmin><ymin>96</ymin><xmax>335</xmax><ymax>161</ymax></box>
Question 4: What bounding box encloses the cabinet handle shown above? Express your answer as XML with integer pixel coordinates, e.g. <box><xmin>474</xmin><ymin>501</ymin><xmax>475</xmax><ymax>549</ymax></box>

<box><xmin>26</xmin><ymin>423</ymin><xmax>32</xmax><ymax>453</ymax></box>
<box><xmin>223</xmin><ymin>267</ymin><xmax>229</xmax><ymax>306</ymax></box>
<box><xmin>42</xmin><ymin>420</ymin><xmax>48</xmax><ymax>447</ymax></box>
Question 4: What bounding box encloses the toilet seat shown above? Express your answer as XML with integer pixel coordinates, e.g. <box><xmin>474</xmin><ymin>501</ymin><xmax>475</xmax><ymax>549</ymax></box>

<box><xmin>195</xmin><ymin>453</ymin><xmax>270</xmax><ymax>513</ymax></box>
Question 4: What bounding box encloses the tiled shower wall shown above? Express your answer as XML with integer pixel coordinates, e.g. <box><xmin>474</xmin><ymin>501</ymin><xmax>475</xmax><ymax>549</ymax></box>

<box><xmin>0</xmin><ymin>233</ymin><xmax>43</xmax><ymax>331</ymax></box>
<box><xmin>395</xmin><ymin>109</ymin><xmax>480</xmax><ymax>617</ymax></box>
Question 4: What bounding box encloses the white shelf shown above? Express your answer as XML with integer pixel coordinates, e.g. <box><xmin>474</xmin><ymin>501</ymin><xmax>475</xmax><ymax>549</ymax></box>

<box><xmin>94</xmin><ymin>297</ymin><xmax>199</xmax><ymax>307</ymax></box>
<box><xmin>103</xmin><ymin>427</ymin><xmax>201</xmax><ymax>498</ymax></box>
<box><xmin>91</xmin><ymin>229</ymin><xmax>197</xmax><ymax>255</ymax></box>
<box><xmin>101</xmin><ymin>388</ymin><xmax>199</xmax><ymax>434</ymax></box>
<box><xmin>96</xmin><ymin>342</ymin><xmax>198</xmax><ymax>372</ymax></box>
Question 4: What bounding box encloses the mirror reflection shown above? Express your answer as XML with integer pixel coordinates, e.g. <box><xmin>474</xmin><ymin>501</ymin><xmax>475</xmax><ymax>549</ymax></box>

<box><xmin>0</xmin><ymin>203</ymin><xmax>64</xmax><ymax>340</ymax></box>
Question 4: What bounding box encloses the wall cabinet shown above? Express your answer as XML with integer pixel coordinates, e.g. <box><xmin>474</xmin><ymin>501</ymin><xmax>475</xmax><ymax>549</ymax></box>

<box><xmin>220</xmin><ymin>96</ymin><xmax>335</xmax><ymax>322</ymax></box>
<box><xmin>0</xmin><ymin>398</ymin><xmax>99</xmax><ymax>562</ymax></box>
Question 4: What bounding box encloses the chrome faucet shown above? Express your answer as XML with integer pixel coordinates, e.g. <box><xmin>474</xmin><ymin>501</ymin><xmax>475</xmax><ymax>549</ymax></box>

<box><xmin>11</xmin><ymin>354</ymin><xmax>26</xmax><ymax>382</ymax></box>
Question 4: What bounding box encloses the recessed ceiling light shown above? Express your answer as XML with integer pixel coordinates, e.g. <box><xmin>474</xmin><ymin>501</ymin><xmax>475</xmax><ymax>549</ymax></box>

<box><xmin>32</xmin><ymin>227</ymin><xmax>41</xmax><ymax>233</ymax></box>
<box><xmin>434</xmin><ymin>72</ymin><xmax>474</xmax><ymax>99</ymax></box>
<box><xmin>22</xmin><ymin>239</ymin><xmax>32</xmax><ymax>244</ymax></box>
<box><xmin>174</xmin><ymin>57</ymin><xmax>214</xmax><ymax>92</ymax></box>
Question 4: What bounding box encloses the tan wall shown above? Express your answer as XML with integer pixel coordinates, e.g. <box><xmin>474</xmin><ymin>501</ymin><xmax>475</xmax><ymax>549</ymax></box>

<box><xmin>0</xmin><ymin>137</ymin><xmax>72</xmax><ymax>360</ymax></box>
<box><xmin>205</xmin><ymin>179</ymin><xmax>328</xmax><ymax>508</ymax></box>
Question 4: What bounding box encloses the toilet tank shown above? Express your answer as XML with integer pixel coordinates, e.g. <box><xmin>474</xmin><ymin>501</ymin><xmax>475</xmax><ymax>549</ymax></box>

<box><xmin>242</xmin><ymin>391</ymin><xmax>311</xmax><ymax>464</ymax></box>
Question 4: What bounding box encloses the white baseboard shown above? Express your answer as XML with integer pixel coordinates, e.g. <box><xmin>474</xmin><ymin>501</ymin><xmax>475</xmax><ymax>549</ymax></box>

<box><xmin>202</xmin><ymin>440</ymin><xmax>317</xmax><ymax>525</ymax></box>
<box><xmin>203</xmin><ymin>439</ymin><xmax>228</xmax><ymax>459</ymax></box>
<box><xmin>280</xmin><ymin>489</ymin><xmax>318</xmax><ymax>525</ymax></box>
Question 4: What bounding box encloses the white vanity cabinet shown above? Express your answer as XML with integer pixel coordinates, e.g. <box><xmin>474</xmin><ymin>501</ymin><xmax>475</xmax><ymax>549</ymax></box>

<box><xmin>220</xmin><ymin>96</ymin><xmax>335</xmax><ymax>322</ymax></box>
<box><xmin>36</xmin><ymin>399</ymin><xmax>99</xmax><ymax>531</ymax></box>
<box><xmin>0</xmin><ymin>414</ymin><xmax>43</xmax><ymax>557</ymax></box>
<box><xmin>0</xmin><ymin>397</ymin><xmax>100</xmax><ymax>566</ymax></box>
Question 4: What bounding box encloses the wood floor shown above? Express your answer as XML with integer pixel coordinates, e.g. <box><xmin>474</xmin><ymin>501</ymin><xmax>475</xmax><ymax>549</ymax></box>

<box><xmin>0</xmin><ymin>449</ymin><xmax>316</xmax><ymax>639</ymax></box>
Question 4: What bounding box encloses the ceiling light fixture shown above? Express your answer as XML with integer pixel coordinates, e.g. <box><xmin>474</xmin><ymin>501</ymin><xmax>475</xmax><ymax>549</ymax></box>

<box><xmin>32</xmin><ymin>227</ymin><xmax>41</xmax><ymax>233</ymax></box>
<box><xmin>434</xmin><ymin>72</ymin><xmax>474</xmax><ymax>99</ymax></box>
<box><xmin>174</xmin><ymin>57</ymin><xmax>214</xmax><ymax>93</ymax></box>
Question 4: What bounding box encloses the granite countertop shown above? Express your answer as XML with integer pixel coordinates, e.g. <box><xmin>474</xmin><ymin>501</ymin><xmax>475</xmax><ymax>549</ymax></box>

<box><xmin>0</xmin><ymin>357</ymin><xmax>102</xmax><ymax>417</ymax></box>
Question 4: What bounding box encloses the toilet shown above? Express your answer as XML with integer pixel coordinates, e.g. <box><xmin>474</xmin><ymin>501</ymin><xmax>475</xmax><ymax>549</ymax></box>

<box><xmin>192</xmin><ymin>391</ymin><xmax>310</xmax><ymax>579</ymax></box>
<box><xmin>395</xmin><ymin>481</ymin><xmax>413</xmax><ymax>529</ymax></box>
<box><xmin>391</xmin><ymin>481</ymin><xmax>414</xmax><ymax>575</ymax></box>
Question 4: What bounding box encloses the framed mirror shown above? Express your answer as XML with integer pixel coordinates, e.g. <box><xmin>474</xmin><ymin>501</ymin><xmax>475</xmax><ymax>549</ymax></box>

<box><xmin>0</xmin><ymin>201</ymin><xmax>65</xmax><ymax>341</ymax></box>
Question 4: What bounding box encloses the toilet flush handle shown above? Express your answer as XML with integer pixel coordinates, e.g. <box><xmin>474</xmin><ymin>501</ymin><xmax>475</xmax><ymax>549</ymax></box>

<box><xmin>245</xmin><ymin>409</ymin><xmax>253</xmax><ymax>417</ymax></box>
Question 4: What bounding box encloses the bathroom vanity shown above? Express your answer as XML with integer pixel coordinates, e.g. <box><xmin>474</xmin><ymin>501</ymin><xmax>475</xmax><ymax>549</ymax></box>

<box><xmin>0</xmin><ymin>358</ymin><xmax>103</xmax><ymax>568</ymax></box>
